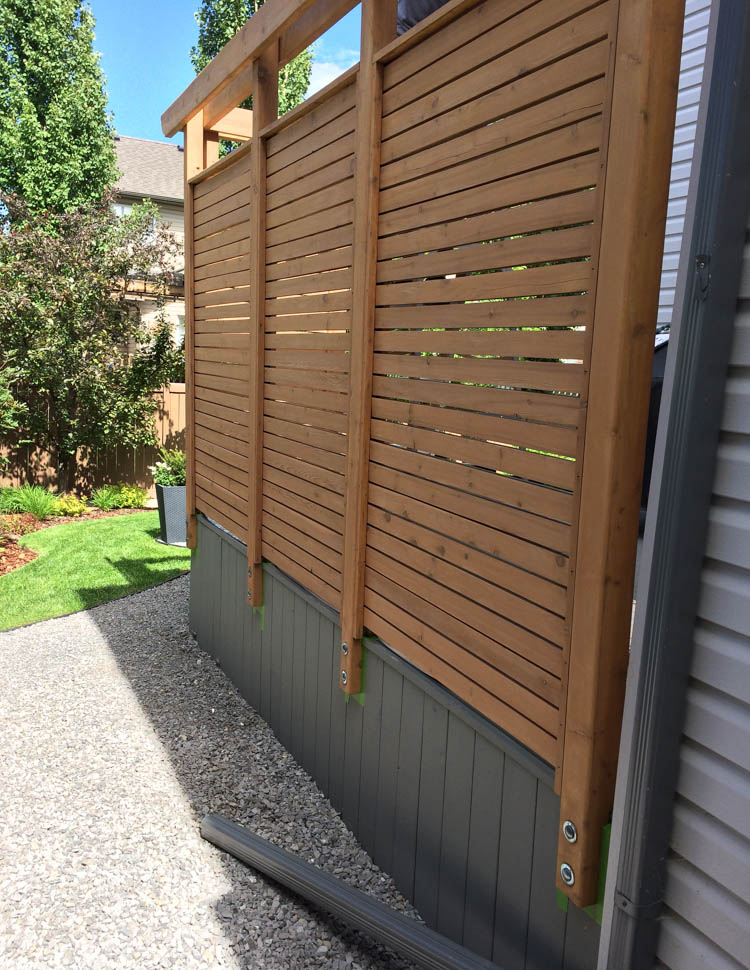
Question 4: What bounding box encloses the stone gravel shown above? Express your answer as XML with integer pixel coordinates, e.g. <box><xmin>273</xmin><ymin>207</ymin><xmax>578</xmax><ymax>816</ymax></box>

<box><xmin>0</xmin><ymin>576</ymin><xmax>419</xmax><ymax>970</ymax></box>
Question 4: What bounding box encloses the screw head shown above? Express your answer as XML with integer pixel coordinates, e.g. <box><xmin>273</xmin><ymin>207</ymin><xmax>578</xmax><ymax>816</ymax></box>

<box><xmin>341</xmin><ymin>670</ymin><xmax>348</xmax><ymax>686</ymax></box>
<box><xmin>560</xmin><ymin>863</ymin><xmax>575</xmax><ymax>887</ymax></box>
<box><xmin>562</xmin><ymin>820</ymin><xmax>578</xmax><ymax>844</ymax></box>
<box><xmin>341</xmin><ymin>642</ymin><xmax>349</xmax><ymax>655</ymax></box>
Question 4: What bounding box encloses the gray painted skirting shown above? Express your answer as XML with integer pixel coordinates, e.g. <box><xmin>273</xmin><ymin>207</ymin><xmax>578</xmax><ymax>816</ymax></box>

<box><xmin>191</xmin><ymin>514</ymin><xmax>599</xmax><ymax>970</ymax></box>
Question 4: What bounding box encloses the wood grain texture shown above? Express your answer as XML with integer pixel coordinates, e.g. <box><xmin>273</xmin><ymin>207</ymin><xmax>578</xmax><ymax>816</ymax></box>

<box><xmin>556</xmin><ymin>0</ymin><xmax>685</xmax><ymax>906</ymax></box>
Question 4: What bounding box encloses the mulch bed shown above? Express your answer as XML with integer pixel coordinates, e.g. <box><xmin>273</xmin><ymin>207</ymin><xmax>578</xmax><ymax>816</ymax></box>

<box><xmin>0</xmin><ymin>507</ymin><xmax>152</xmax><ymax>578</ymax></box>
<box><xmin>0</xmin><ymin>542</ymin><xmax>38</xmax><ymax>577</ymax></box>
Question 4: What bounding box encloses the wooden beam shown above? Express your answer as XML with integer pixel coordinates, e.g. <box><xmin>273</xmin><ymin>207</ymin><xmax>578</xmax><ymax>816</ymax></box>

<box><xmin>339</xmin><ymin>0</ymin><xmax>398</xmax><ymax>694</ymax></box>
<box><xmin>556</xmin><ymin>0</ymin><xmax>685</xmax><ymax>907</ymax></box>
<box><xmin>183</xmin><ymin>111</ymin><xmax>205</xmax><ymax>547</ymax></box>
<box><xmin>199</xmin><ymin>0</ymin><xmax>358</xmax><ymax>133</ymax></box>
<box><xmin>162</xmin><ymin>0</ymin><xmax>323</xmax><ymax>137</ymax></box>
<box><xmin>207</xmin><ymin>107</ymin><xmax>253</xmax><ymax>141</ymax></box>
<box><xmin>279</xmin><ymin>0</ymin><xmax>358</xmax><ymax>62</ymax></box>
<box><xmin>247</xmin><ymin>44</ymin><xmax>279</xmax><ymax>606</ymax></box>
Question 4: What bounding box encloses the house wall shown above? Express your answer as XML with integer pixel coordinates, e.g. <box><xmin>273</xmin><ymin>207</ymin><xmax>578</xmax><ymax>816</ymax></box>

<box><xmin>654</xmin><ymin>211</ymin><xmax>750</xmax><ymax>968</ymax></box>
<box><xmin>190</xmin><ymin>514</ymin><xmax>601</xmax><ymax>970</ymax></box>
<box><xmin>658</xmin><ymin>0</ymin><xmax>713</xmax><ymax>326</ymax></box>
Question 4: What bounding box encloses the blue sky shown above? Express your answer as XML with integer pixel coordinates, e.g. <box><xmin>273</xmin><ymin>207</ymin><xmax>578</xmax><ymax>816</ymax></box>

<box><xmin>92</xmin><ymin>0</ymin><xmax>361</xmax><ymax>146</ymax></box>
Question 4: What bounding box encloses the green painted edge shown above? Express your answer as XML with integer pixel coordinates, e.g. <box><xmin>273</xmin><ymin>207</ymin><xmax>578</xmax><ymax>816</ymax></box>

<box><xmin>345</xmin><ymin>642</ymin><xmax>368</xmax><ymax>707</ymax></box>
<box><xmin>555</xmin><ymin>822</ymin><xmax>610</xmax><ymax>923</ymax></box>
<box><xmin>253</xmin><ymin>604</ymin><xmax>265</xmax><ymax>632</ymax></box>
<box><xmin>583</xmin><ymin>822</ymin><xmax>611</xmax><ymax>925</ymax></box>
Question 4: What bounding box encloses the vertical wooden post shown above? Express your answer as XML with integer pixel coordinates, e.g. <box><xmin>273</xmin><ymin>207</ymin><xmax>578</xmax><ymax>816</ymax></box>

<box><xmin>340</xmin><ymin>0</ymin><xmax>398</xmax><ymax>693</ymax></box>
<box><xmin>204</xmin><ymin>129</ymin><xmax>220</xmax><ymax>168</ymax></box>
<box><xmin>556</xmin><ymin>0</ymin><xmax>685</xmax><ymax>907</ymax></box>
<box><xmin>246</xmin><ymin>43</ymin><xmax>279</xmax><ymax>605</ymax></box>
<box><xmin>183</xmin><ymin>110</ymin><xmax>206</xmax><ymax>549</ymax></box>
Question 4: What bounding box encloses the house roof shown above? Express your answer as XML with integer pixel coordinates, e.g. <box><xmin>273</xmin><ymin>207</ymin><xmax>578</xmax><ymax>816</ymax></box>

<box><xmin>115</xmin><ymin>135</ymin><xmax>184</xmax><ymax>204</ymax></box>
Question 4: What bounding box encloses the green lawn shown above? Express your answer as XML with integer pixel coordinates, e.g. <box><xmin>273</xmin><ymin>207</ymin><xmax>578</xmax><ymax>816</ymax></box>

<box><xmin>0</xmin><ymin>511</ymin><xmax>190</xmax><ymax>632</ymax></box>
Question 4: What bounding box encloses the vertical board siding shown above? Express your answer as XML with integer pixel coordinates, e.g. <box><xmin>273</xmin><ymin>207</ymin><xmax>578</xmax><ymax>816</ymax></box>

<box><xmin>658</xmin><ymin>0</ymin><xmax>713</xmax><ymax>325</ymax></box>
<box><xmin>656</xmin><ymin>218</ymin><xmax>750</xmax><ymax>968</ymax></box>
<box><xmin>261</xmin><ymin>78</ymin><xmax>357</xmax><ymax>612</ymax></box>
<box><xmin>191</xmin><ymin>146</ymin><xmax>253</xmax><ymax>540</ymax></box>
<box><xmin>190</xmin><ymin>516</ymin><xmax>600</xmax><ymax>969</ymax></box>
<box><xmin>362</xmin><ymin>0</ymin><xmax>613</xmax><ymax>767</ymax></box>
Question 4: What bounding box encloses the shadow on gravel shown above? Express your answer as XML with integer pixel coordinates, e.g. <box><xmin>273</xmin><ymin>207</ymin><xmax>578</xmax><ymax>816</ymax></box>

<box><xmin>90</xmin><ymin>577</ymin><xmax>416</xmax><ymax>970</ymax></box>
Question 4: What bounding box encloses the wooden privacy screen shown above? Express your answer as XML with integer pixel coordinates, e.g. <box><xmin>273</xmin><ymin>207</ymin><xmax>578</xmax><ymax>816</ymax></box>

<box><xmin>262</xmin><ymin>78</ymin><xmax>357</xmax><ymax>609</ymax></box>
<box><xmin>191</xmin><ymin>145</ymin><xmax>253</xmax><ymax>540</ymax></box>
<box><xmin>176</xmin><ymin>0</ymin><xmax>683</xmax><ymax>906</ymax></box>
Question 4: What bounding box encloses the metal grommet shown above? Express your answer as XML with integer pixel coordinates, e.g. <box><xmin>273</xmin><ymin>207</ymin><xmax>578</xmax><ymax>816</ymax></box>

<box><xmin>562</xmin><ymin>820</ymin><xmax>578</xmax><ymax>844</ymax></box>
<box><xmin>341</xmin><ymin>670</ymin><xmax>348</xmax><ymax>686</ymax></box>
<box><xmin>560</xmin><ymin>863</ymin><xmax>575</xmax><ymax>887</ymax></box>
<box><xmin>341</xmin><ymin>642</ymin><xmax>349</xmax><ymax>655</ymax></box>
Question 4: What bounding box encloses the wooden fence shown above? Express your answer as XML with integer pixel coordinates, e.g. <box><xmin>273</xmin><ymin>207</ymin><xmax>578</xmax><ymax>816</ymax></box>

<box><xmin>0</xmin><ymin>383</ymin><xmax>186</xmax><ymax>495</ymax></box>
<box><xmin>164</xmin><ymin>0</ymin><xmax>684</xmax><ymax>906</ymax></box>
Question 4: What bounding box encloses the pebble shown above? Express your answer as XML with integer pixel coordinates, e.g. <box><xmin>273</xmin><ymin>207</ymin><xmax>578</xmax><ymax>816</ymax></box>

<box><xmin>0</xmin><ymin>577</ymin><xmax>418</xmax><ymax>969</ymax></box>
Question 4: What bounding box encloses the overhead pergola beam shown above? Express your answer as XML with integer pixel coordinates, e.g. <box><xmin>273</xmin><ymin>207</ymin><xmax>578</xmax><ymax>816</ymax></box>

<box><xmin>207</xmin><ymin>106</ymin><xmax>254</xmax><ymax>141</ymax></box>
<box><xmin>161</xmin><ymin>0</ymin><xmax>359</xmax><ymax>138</ymax></box>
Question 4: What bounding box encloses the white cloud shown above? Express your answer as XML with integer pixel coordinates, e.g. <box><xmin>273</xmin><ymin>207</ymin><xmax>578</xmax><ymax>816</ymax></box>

<box><xmin>305</xmin><ymin>46</ymin><xmax>360</xmax><ymax>97</ymax></box>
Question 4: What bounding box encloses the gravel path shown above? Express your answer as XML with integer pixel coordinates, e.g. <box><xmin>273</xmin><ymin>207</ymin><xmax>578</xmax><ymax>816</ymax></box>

<box><xmin>0</xmin><ymin>577</ymin><xmax>418</xmax><ymax>970</ymax></box>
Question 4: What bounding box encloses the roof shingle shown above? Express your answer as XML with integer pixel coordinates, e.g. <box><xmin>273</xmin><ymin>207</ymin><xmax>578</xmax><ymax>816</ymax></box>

<box><xmin>115</xmin><ymin>135</ymin><xmax>184</xmax><ymax>203</ymax></box>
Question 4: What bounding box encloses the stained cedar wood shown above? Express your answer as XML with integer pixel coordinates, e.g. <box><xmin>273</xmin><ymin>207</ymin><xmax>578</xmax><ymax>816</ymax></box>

<box><xmin>246</xmin><ymin>47</ymin><xmax>278</xmax><ymax>607</ymax></box>
<box><xmin>175</xmin><ymin>0</ymin><xmax>677</xmax><ymax>906</ymax></box>
<box><xmin>183</xmin><ymin>111</ymin><xmax>204</xmax><ymax>548</ymax></box>
<box><xmin>361</xmin><ymin>0</ymin><xmax>606</xmax><ymax>770</ymax></box>
<box><xmin>337</xmin><ymin>0</ymin><xmax>398</xmax><ymax>693</ymax></box>
<box><xmin>261</xmin><ymin>75</ymin><xmax>355</xmax><ymax>614</ymax></box>
<box><xmin>556</xmin><ymin>0</ymin><xmax>685</xmax><ymax>906</ymax></box>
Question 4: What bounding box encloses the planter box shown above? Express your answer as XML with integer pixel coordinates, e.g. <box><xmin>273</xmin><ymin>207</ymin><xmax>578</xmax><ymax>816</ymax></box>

<box><xmin>155</xmin><ymin>483</ymin><xmax>187</xmax><ymax>545</ymax></box>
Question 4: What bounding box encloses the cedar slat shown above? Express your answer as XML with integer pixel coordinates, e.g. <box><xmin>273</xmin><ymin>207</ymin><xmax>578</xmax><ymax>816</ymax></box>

<box><xmin>262</xmin><ymin>521</ymin><xmax>342</xmax><ymax>590</ymax></box>
<box><xmin>373</xmin><ymin>328</ymin><xmax>585</xmax><ymax>361</ymax></box>
<box><xmin>375</xmin><ymin>225</ymin><xmax>593</xmax><ymax>284</ymax></box>
<box><xmin>380</xmin><ymin>51</ymin><xmax>607</xmax><ymax>170</ymax></box>
<box><xmin>266</xmin><ymin>178</ymin><xmax>354</xmax><ymax>231</ymax></box>
<box><xmin>194</xmin><ymin>253</ymin><xmax>251</xmax><ymax>283</ymax></box>
<box><xmin>367</xmin><ymin>499</ymin><xmax>566</xmax><ymax>615</ymax></box>
<box><xmin>263</xmin><ymin>462</ymin><xmax>345</xmax><ymax>516</ymax></box>
<box><xmin>267</xmin><ymin>152</ymin><xmax>354</xmax><ymax>209</ymax></box>
<box><xmin>263</xmin><ymin>480</ymin><xmax>344</xmax><ymax>535</ymax></box>
<box><xmin>263</xmin><ymin>415</ymin><xmax>348</xmax><ymax>456</ymax></box>
<box><xmin>369</xmin><ymin>446</ymin><xmax>572</xmax><ymax>545</ymax></box>
<box><xmin>265</xmin><ymin>245</ymin><xmax>354</xmax><ymax>282</ymax></box>
<box><xmin>378</xmin><ymin>154</ymin><xmax>599</xmax><ymax>239</ymax></box>
<box><xmin>371</xmin><ymin>397</ymin><xmax>578</xmax><ymax>458</ymax></box>
<box><xmin>369</xmin><ymin>418</ymin><xmax>576</xmax><ymax>490</ymax></box>
<box><xmin>261</xmin><ymin>541</ymin><xmax>340</xmax><ymax>609</ymax></box>
<box><xmin>377</xmin><ymin>192</ymin><xmax>596</xmax><ymax>262</ymax></box>
<box><xmin>381</xmin><ymin>0</ymin><xmax>608</xmax><ymax>125</ymax></box>
<box><xmin>372</xmin><ymin>353</ymin><xmax>583</xmax><ymax>395</ymax></box>
<box><xmin>264</xmin><ymin>431</ymin><xmax>347</xmax><ymax>475</ymax></box>
<box><xmin>367</xmin><ymin>526</ymin><xmax>566</xmax><ymax>656</ymax></box>
<box><xmin>363</xmin><ymin>596</ymin><xmax>557</xmax><ymax>765</ymax></box>
<box><xmin>379</xmin><ymin>116</ymin><xmax>602</xmax><ymax>215</ymax></box>
<box><xmin>267</xmin><ymin>106</ymin><xmax>357</xmax><ymax>177</ymax></box>
<box><xmin>265</xmin><ymin>267</ymin><xmax>352</xmax><ymax>299</ymax></box>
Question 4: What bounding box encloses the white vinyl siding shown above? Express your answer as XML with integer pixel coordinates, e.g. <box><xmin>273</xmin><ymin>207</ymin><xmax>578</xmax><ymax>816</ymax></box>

<box><xmin>655</xmin><ymin>219</ymin><xmax>750</xmax><ymax>969</ymax></box>
<box><xmin>659</xmin><ymin>0</ymin><xmax>713</xmax><ymax>326</ymax></box>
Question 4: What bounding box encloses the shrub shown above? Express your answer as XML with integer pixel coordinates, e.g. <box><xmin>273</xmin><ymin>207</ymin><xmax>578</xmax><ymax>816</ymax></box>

<box><xmin>53</xmin><ymin>493</ymin><xmax>88</xmax><ymax>517</ymax></box>
<box><xmin>0</xmin><ymin>512</ymin><xmax>38</xmax><ymax>540</ymax></box>
<box><xmin>0</xmin><ymin>484</ymin><xmax>58</xmax><ymax>520</ymax></box>
<box><xmin>90</xmin><ymin>484</ymin><xmax>147</xmax><ymax>511</ymax></box>
<box><xmin>149</xmin><ymin>449</ymin><xmax>186</xmax><ymax>487</ymax></box>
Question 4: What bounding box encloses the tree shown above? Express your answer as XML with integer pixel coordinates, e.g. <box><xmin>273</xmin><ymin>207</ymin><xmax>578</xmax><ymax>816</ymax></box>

<box><xmin>191</xmin><ymin>0</ymin><xmax>313</xmax><ymax>118</ymax></box>
<box><xmin>0</xmin><ymin>192</ymin><xmax>183</xmax><ymax>490</ymax></box>
<box><xmin>0</xmin><ymin>0</ymin><xmax>117</xmax><ymax>214</ymax></box>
